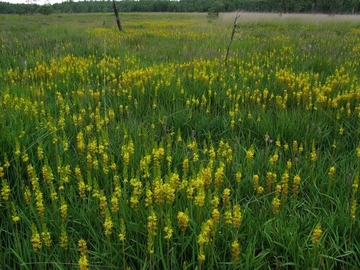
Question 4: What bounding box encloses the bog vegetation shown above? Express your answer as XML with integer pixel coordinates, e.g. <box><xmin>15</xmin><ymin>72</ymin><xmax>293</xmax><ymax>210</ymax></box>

<box><xmin>1</xmin><ymin>12</ymin><xmax>360</xmax><ymax>269</ymax></box>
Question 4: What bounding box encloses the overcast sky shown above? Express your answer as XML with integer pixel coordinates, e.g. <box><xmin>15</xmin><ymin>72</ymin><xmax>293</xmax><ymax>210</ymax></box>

<box><xmin>1</xmin><ymin>0</ymin><xmax>68</xmax><ymax>4</ymax></box>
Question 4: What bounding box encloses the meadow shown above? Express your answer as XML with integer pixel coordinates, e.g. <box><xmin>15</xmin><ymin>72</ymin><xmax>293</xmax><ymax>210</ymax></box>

<box><xmin>1</xmin><ymin>12</ymin><xmax>360</xmax><ymax>269</ymax></box>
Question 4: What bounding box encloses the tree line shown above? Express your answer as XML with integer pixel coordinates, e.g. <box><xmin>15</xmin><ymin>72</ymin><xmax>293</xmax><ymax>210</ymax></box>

<box><xmin>0</xmin><ymin>0</ymin><xmax>360</xmax><ymax>15</ymax></box>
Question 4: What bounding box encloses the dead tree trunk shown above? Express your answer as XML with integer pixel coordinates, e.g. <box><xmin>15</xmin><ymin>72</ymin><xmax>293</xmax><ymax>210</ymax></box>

<box><xmin>224</xmin><ymin>11</ymin><xmax>241</xmax><ymax>66</ymax></box>
<box><xmin>113</xmin><ymin>0</ymin><xmax>123</xmax><ymax>32</ymax></box>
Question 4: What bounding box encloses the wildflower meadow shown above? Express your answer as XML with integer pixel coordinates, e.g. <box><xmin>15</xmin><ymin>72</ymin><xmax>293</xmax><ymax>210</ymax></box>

<box><xmin>1</xmin><ymin>12</ymin><xmax>360</xmax><ymax>269</ymax></box>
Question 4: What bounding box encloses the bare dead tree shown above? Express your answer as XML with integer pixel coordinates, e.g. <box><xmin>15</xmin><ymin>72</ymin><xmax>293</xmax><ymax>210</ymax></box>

<box><xmin>224</xmin><ymin>11</ymin><xmax>241</xmax><ymax>66</ymax></box>
<box><xmin>113</xmin><ymin>0</ymin><xmax>123</xmax><ymax>32</ymax></box>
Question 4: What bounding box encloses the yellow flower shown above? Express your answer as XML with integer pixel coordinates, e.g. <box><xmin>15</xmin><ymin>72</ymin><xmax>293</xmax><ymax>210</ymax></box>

<box><xmin>312</xmin><ymin>223</ymin><xmax>322</xmax><ymax>246</ymax></box>
<box><xmin>78</xmin><ymin>238</ymin><xmax>88</xmax><ymax>258</ymax></box>
<box><xmin>60</xmin><ymin>225</ymin><xmax>68</xmax><ymax>250</ymax></box>
<box><xmin>292</xmin><ymin>174</ymin><xmax>301</xmax><ymax>197</ymax></box>
<box><xmin>177</xmin><ymin>211</ymin><xmax>189</xmax><ymax>232</ymax></box>
<box><xmin>198</xmin><ymin>252</ymin><xmax>206</xmax><ymax>262</ymax></box>
<box><xmin>211</xmin><ymin>208</ymin><xmax>220</xmax><ymax>224</ymax></box>
<box><xmin>328</xmin><ymin>166</ymin><xmax>336</xmax><ymax>180</ymax></box>
<box><xmin>232</xmin><ymin>204</ymin><xmax>242</xmax><ymax>228</ymax></box>
<box><xmin>253</xmin><ymin>174</ymin><xmax>259</xmax><ymax>191</ymax></box>
<box><xmin>224</xmin><ymin>209</ymin><xmax>233</xmax><ymax>225</ymax></box>
<box><xmin>78</xmin><ymin>255</ymin><xmax>89</xmax><ymax>270</ymax></box>
<box><xmin>35</xmin><ymin>189</ymin><xmax>45</xmax><ymax>216</ymax></box>
<box><xmin>310</xmin><ymin>141</ymin><xmax>317</xmax><ymax>162</ymax></box>
<box><xmin>30</xmin><ymin>224</ymin><xmax>42</xmax><ymax>251</ymax></box>
<box><xmin>246</xmin><ymin>145</ymin><xmax>255</xmax><ymax>162</ymax></box>
<box><xmin>1</xmin><ymin>180</ymin><xmax>10</xmax><ymax>201</ymax></box>
<box><xmin>104</xmin><ymin>216</ymin><xmax>113</xmax><ymax>236</ymax></box>
<box><xmin>272</xmin><ymin>197</ymin><xmax>281</xmax><ymax>215</ymax></box>
<box><xmin>164</xmin><ymin>215</ymin><xmax>173</xmax><ymax>240</ymax></box>
<box><xmin>60</xmin><ymin>202</ymin><xmax>68</xmax><ymax>220</ymax></box>
<box><xmin>231</xmin><ymin>240</ymin><xmax>241</xmax><ymax>263</ymax></box>
<box><xmin>214</xmin><ymin>162</ymin><xmax>225</xmax><ymax>188</ymax></box>
<box><xmin>41</xmin><ymin>229</ymin><xmax>52</xmax><ymax>247</ymax></box>
<box><xmin>118</xmin><ymin>218</ymin><xmax>126</xmax><ymax>242</ymax></box>
<box><xmin>194</xmin><ymin>187</ymin><xmax>205</xmax><ymax>207</ymax></box>
<box><xmin>235</xmin><ymin>171</ymin><xmax>242</xmax><ymax>183</ymax></box>
<box><xmin>147</xmin><ymin>209</ymin><xmax>157</xmax><ymax>236</ymax></box>
<box><xmin>222</xmin><ymin>188</ymin><xmax>231</xmax><ymax>207</ymax></box>
<box><xmin>350</xmin><ymin>199</ymin><xmax>357</xmax><ymax>220</ymax></box>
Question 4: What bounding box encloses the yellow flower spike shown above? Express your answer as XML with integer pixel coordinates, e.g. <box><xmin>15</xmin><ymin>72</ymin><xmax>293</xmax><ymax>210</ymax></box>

<box><xmin>328</xmin><ymin>166</ymin><xmax>336</xmax><ymax>180</ymax></box>
<box><xmin>99</xmin><ymin>194</ymin><xmax>108</xmax><ymax>217</ymax></box>
<box><xmin>194</xmin><ymin>187</ymin><xmax>205</xmax><ymax>207</ymax></box>
<box><xmin>103</xmin><ymin>214</ymin><xmax>113</xmax><ymax>236</ymax></box>
<box><xmin>0</xmin><ymin>179</ymin><xmax>10</xmax><ymax>201</ymax></box>
<box><xmin>224</xmin><ymin>209</ymin><xmax>233</xmax><ymax>225</ymax></box>
<box><xmin>253</xmin><ymin>174</ymin><xmax>259</xmax><ymax>192</ymax></box>
<box><xmin>231</xmin><ymin>240</ymin><xmax>241</xmax><ymax>263</ymax></box>
<box><xmin>350</xmin><ymin>199</ymin><xmax>357</xmax><ymax>220</ymax></box>
<box><xmin>235</xmin><ymin>171</ymin><xmax>242</xmax><ymax>183</ymax></box>
<box><xmin>272</xmin><ymin>197</ymin><xmax>281</xmax><ymax>215</ymax></box>
<box><xmin>286</xmin><ymin>159</ymin><xmax>292</xmax><ymax>169</ymax></box>
<box><xmin>37</xmin><ymin>145</ymin><xmax>44</xmax><ymax>160</ymax></box>
<box><xmin>232</xmin><ymin>204</ymin><xmax>242</xmax><ymax>228</ymax></box>
<box><xmin>78</xmin><ymin>255</ymin><xmax>89</xmax><ymax>270</ymax></box>
<box><xmin>163</xmin><ymin>215</ymin><xmax>173</xmax><ymax>240</ymax></box>
<box><xmin>30</xmin><ymin>224</ymin><xmax>42</xmax><ymax>251</ymax></box>
<box><xmin>281</xmin><ymin>170</ymin><xmax>289</xmax><ymax>199</ymax></box>
<box><xmin>246</xmin><ymin>145</ymin><xmax>255</xmax><ymax>163</ymax></box>
<box><xmin>310</xmin><ymin>141</ymin><xmax>317</xmax><ymax>162</ymax></box>
<box><xmin>177</xmin><ymin>211</ymin><xmax>189</xmax><ymax>232</ymax></box>
<box><xmin>269</xmin><ymin>149</ymin><xmax>279</xmax><ymax>165</ymax></box>
<box><xmin>292</xmin><ymin>174</ymin><xmax>301</xmax><ymax>197</ymax></box>
<box><xmin>292</xmin><ymin>140</ymin><xmax>298</xmax><ymax>154</ymax></box>
<box><xmin>312</xmin><ymin>223</ymin><xmax>323</xmax><ymax>246</ymax></box>
<box><xmin>41</xmin><ymin>225</ymin><xmax>52</xmax><ymax>248</ymax></box>
<box><xmin>339</xmin><ymin>126</ymin><xmax>344</xmax><ymax>135</ymax></box>
<box><xmin>118</xmin><ymin>218</ymin><xmax>126</xmax><ymax>242</ymax></box>
<box><xmin>222</xmin><ymin>188</ymin><xmax>231</xmax><ymax>208</ymax></box>
<box><xmin>23</xmin><ymin>186</ymin><xmax>31</xmax><ymax>205</ymax></box>
<box><xmin>60</xmin><ymin>201</ymin><xmax>68</xmax><ymax>220</ymax></box>
<box><xmin>34</xmin><ymin>189</ymin><xmax>45</xmax><ymax>217</ymax></box>
<box><xmin>11</xmin><ymin>202</ymin><xmax>20</xmax><ymax>223</ymax></box>
<box><xmin>214</xmin><ymin>162</ymin><xmax>225</xmax><ymax>188</ymax></box>
<box><xmin>147</xmin><ymin>209</ymin><xmax>157</xmax><ymax>237</ymax></box>
<box><xmin>60</xmin><ymin>224</ymin><xmax>68</xmax><ymax>250</ymax></box>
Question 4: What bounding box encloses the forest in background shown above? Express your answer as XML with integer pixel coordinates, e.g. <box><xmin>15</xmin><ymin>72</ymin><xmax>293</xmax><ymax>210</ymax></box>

<box><xmin>1</xmin><ymin>0</ymin><xmax>360</xmax><ymax>15</ymax></box>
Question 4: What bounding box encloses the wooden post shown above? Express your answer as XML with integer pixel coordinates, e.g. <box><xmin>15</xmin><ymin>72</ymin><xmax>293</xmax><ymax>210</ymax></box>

<box><xmin>113</xmin><ymin>0</ymin><xmax>123</xmax><ymax>32</ymax></box>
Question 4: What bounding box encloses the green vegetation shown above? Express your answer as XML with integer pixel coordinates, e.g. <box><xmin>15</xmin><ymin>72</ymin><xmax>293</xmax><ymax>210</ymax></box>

<box><xmin>1</xmin><ymin>12</ymin><xmax>360</xmax><ymax>269</ymax></box>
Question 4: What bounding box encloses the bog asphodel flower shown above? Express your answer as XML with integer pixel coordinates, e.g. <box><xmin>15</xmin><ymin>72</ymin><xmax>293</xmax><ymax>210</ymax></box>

<box><xmin>163</xmin><ymin>215</ymin><xmax>173</xmax><ymax>240</ymax></box>
<box><xmin>177</xmin><ymin>211</ymin><xmax>189</xmax><ymax>232</ymax></box>
<box><xmin>272</xmin><ymin>197</ymin><xmax>281</xmax><ymax>215</ymax></box>
<box><xmin>312</xmin><ymin>223</ymin><xmax>322</xmax><ymax>246</ymax></box>
<box><xmin>118</xmin><ymin>218</ymin><xmax>126</xmax><ymax>242</ymax></box>
<box><xmin>30</xmin><ymin>224</ymin><xmax>42</xmax><ymax>251</ymax></box>
<box><xmin>232</xmin><ymin>204</ymin><xmax>242</xmax><ymax>228</ymax></box>
<box><xmin>328</xmin><ymin>166</ymin><xmax>336</xmax><ymax>180</ymax></box>
<box><xmin>104</xmin><ymin>215</ymin><xmax>113</xmax><ymax>236</ymax></box>
<box><xmin>0</xmin><ymin>179</ymin><xmax>10</xmax><ymax>201</ymax></box>
<box><xmin>147</xmin><ymin>209</ymin><xmax>157</xmax><ymax>236</ymax></box>
<box><xmin>246</xmin><ymin>144</ymin><xmax>255</xmax><ymax>162</ymax></box>
<box><xmin>231</xmin><ymin>240</ymin><xmax>240</xmax><ymax>263</ymax></box>
<box><xmin>292</xmin><ymin>174</ymin><xmax>301</xmax><ymax>197</ymax></box>
<box><xmin>60</xmin><ymin>224</ymin><xmax>68</xmax><ymax>250</ymax></box>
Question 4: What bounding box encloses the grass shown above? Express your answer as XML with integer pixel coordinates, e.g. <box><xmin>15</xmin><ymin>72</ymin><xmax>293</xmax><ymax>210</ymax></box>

<box><xmin>0</xmin><ymin>12</ymin><xmax>360</xmax><ymax>269</ymax></box>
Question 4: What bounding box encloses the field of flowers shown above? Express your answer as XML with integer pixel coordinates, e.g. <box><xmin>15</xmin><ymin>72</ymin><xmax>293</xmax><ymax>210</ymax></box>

<box><xmin>1</xmin><ymin>12</ymin><xmax>360</xmax><ymax>269</ymax></box>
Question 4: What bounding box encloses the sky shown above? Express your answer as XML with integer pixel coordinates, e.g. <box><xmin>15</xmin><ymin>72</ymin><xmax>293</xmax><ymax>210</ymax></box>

<box><xmin>1</xmin><ymin>0</ymin><xmax>71</xmax><ymax>5</ymax></box>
